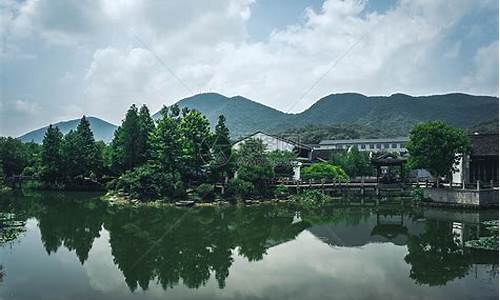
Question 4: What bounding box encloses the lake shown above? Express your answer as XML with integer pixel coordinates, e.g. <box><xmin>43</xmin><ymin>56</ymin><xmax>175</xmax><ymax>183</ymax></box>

<box><xmin>0</xmin><ymin>192</ymin><xmax>498</xmax><ymax>300</ymax></box>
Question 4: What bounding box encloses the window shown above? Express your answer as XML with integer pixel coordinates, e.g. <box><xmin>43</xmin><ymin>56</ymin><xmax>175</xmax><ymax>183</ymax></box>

<box><xmin>376</xmin><ymin>144</ymin><xmax>381</xmax><ymax>149</ymax></box>
<box><xmin>384</xmin><ymin>143</ymin><xmax>389</xmax><ymax>149</ymax></box>
<box><xmin>370</xmin><ymin>144</ymin><xmax>375</xmax><ymax>149</ymax></box>
<box><xmin>392</xmin><ymin>143</ymin><xmax>397</xmax><ymax>148</ymax></box>
<box><xmin>361</xmin><ymin>144</ymin><xmax>366</xmax><ymax>149</ymax></box>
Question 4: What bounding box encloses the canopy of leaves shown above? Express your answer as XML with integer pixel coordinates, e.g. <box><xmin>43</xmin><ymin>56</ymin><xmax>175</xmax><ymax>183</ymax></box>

<box><xmin>302</xmin><ymin>163</ymin><xmax>348</xmax><ymax>180</ymax></box>
<box><xmin>407</xmin><ymin>121</ymin><xmax>471</xmax><ymax>178</ymax></box>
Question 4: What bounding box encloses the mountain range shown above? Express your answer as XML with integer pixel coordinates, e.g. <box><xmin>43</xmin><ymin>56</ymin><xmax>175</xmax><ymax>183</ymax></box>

<box><xmin>18</xmin><ymin>92</ymin><xmax>499</xmax><ymax>143</ymax></box>
<box><xmin>18</xmin><ymin>117</ymin><xmax>118</xmax><ymax>144</ymax></box>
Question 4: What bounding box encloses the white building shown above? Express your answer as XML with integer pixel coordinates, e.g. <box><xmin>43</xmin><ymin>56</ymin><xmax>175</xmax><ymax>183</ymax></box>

<box><xmin>316</xmin><ymin>137</ymin><xmax>409</xmax><ymax>154</ymax></box>
<box><xmin>232</xmin><ymin>131</ymin><xmax>310</xmax><ymax>154</ymax></box>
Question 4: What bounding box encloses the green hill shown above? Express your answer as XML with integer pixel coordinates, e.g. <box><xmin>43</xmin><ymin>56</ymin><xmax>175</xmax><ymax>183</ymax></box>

<box><xmin>18</xmin><ymin>92</ymin><xmax>498</xmax><ymax>142</ymax></box>
<box><xmin>18</xmin><ymin>116</ymin><xmax>118</xmax><ymax>143</ymax></box>
<box><xmin>153</xmin><ymin>92</ymin><xmax>498</xmax><ymax>137</ymax></box>
<box><xmin>152</xmin><ymin>93</ymin><xmax>290</xmax><ymax>135</ymax></box>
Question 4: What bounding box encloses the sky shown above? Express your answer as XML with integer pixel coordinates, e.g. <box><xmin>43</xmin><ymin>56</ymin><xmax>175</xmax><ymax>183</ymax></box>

<box><xmin>1</xmin><ymin>0</ymin><xmax>498</xmax><ymax>137</ymax></box>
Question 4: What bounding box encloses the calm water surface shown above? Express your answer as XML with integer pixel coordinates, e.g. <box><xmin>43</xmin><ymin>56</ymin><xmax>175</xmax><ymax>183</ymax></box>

<box><xmin>0</xmin><ymin>192</ymin><xmax>498</xmax><ymax>300</ymax></box>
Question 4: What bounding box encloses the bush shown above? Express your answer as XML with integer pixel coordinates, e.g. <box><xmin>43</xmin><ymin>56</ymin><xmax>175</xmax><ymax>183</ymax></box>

<box><xmin>113</xmin><ymin>164</ymin><xmax>177</xmax><ymax>201</ymax></box>
<box><xmin>292</xmin><ymin>190</ymin><xmax>331</xmax><ymax>209</ymax></box>
<box><xmin>196</xmin><ymin>183</ymin><xmax>215</xmax><ymax>201</ymax></box>
<box><xmin>225</xmin><ymin>178</ymin><xmax>254</xmax><ymax>200</ymax></box>
<box><xmin>302</xmin><ymin>163</ymin><xmax>348</xmax><ymax>180</ymax></box>
<box><xmin>411</xmin><ymin>186</ymin><xmax>425</xmax><ymax>202</ymax></box>
<box><xmin>274</xmin><ymin>184</ymin><xmax>289</xmax><ymax>199</ymax></box>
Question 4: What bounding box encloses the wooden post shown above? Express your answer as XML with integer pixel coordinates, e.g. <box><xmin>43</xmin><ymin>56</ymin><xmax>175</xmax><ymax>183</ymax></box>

<box><xmin>477</xmin><ymin>180</ymin><xmax>480</xmax><ymax>191</ymax></box>
<box><xmin>462</xmin><ymin>180</ymin><xmax>465</xmax><ymax>190</ymax></box>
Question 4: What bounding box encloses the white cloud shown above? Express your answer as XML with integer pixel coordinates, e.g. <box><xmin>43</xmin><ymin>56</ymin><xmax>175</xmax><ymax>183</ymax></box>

<box><xmin>0</xmin><ymin>0</ymin><xmax>498</xmax><ymax>135</ymax></box>
<box><xmin>461</xmin><ymin>41</ymin><xmax>499</xmax><ymax>95</ymax></box>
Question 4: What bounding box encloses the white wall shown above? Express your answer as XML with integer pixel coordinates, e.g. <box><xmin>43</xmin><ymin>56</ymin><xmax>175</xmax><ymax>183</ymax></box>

<box><xmin>233</xmin><ymin>132</ymin><xmax>296</xmax><ymax>152</ymax></box>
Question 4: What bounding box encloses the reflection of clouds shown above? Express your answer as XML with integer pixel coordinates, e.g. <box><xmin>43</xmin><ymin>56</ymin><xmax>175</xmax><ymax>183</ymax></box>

<box><xmin>144</xmin><ymin>230</ymin><xmax>497</xmax><ymax>300</ymax></box>
<box><xmin>84</xmin><ymin>227</ymin><xmax>127</xmax><ymax>292</ymax></box>
<box><xmin>2</xmin><ymin>223</ymin><xmax>498</xmax><ymax>300</ymax></box>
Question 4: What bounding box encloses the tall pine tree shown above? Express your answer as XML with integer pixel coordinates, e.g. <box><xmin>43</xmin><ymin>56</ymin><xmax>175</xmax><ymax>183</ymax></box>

<box><xmin>211</xmin><ymin>115</ymin><xmax>233</xmax><ymax>181</ymax></box>
<box><xmin>62</xmin><ymin>116</ymin><xmax>99</xmax><ymax>180</ymax></box>
<box><xmin>180</xmin><ymin>110</ymin><xmax>212</xmax><ymax>181</ymax></box>
<box><xmin>137</xmin><ymin>104</ymin><xmax>155</xmax><ymax>164</ymax></box>
<box><xmin>154</xmin><ymin>105</ymin><xmax>182</xmax><ymax>181</ymax></box>
<box><xmin>41</xmin><ymin>125</ymin><xmax>63</xmax><ymax>184</ymax></box>
<box><xmin>111</xmin><ymin>105</ymin><xmax>141</xmax><ymax>172</ymax></box>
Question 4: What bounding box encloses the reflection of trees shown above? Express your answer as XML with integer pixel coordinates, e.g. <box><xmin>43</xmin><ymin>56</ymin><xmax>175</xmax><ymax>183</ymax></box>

<box><xmin>404</xmin><ymin>220</ymin><xmax>473</xmax><ymax>286</ymax></box>
<box><xmin>35</xmin><ymin>194</ymin><xmax>105</xmax><ymax>264</ymax></box>
<box><xmin>104</xmin><ymin>205</ymin><xmax>307</xmax><ymax>291</ymax></box>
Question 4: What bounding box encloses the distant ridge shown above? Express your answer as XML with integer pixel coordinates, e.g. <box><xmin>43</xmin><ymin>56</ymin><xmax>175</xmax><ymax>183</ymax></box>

<box><xmin>18</xmin><ymin>92</ymin><xmax>499</xmax><ymax>141</ymax></box>
<box><xmin>153</xmin><ymin>92</ymin><xmax>499</xmax><ymax>137</ymax></box>
<box><xmin>18</xmin><ymin>116</ymin><xmax>118</xmax><ymax>144</ymax></box>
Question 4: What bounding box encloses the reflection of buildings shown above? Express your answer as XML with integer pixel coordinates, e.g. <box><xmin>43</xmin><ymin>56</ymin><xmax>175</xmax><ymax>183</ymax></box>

<box><xmin>308</xmin><ymin>211</ymin><xmax>425</xmax><ymax>247</ymax></box>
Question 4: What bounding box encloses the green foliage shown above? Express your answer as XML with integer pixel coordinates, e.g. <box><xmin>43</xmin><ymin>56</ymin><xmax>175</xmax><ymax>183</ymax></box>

<box><xmin>210</xmin><ymin>115</ymin><xmax>234</xmax><ymax>181</ymax></box>
<box><xmin>154</xmin><ymin>105</ymin><xmax>183</xmax><ymax>181</ymax></box>
<box><xmin>268</xmin><ymin>150</ymin><xmax>297</xmax><ymax>178</ymax></box>
<box><xmin>114</xmin><ymin>164</ymin><xmax>176</xmax><ymax>201</ymax></box>
<box><xmin>273</xmin><ymin>184</ymin><xmax>289</xmax><ymax>199</ymax></box>
<box><xmin>411</xmin><ymin>186</ymin><xmax>425</xmax><ymax>202</ymax></box>
<box><xmin>225</xmin><ymin>178</ymin><xmax>254</xmax><ymax>200</ymax></box>
<box><xmin>179</xmin><ymin>109</ymin><xmax>212</xmax><ymax>181</ymax></box>
<box><xmin>465</xmin><ymin>220</ymin><xmax>499</xmax><ymax>251</ymax></box>
<box><xmin>407</xmin><ymin>121</ymin><xmax>471</xmax><ymax>178</ymax></box>
<box><xmin>292</xmin><ymin>190</ymin><xmax>331</xmax><ymax>209</ymax></box>
<box><xmin>40</xmin><ymin>125</ymin><xmax>64</xmax><ymax>184</ymax></box>
<box><xmin>302</xmin><ymin>163</ymin><xmax>348</xmax><ymax>180</ymax></box>
<box><xmin>330</xmin><ymin>147</ymin><xmax>372</xmax><ymax>177</ymax></box>
<box><xmin>111</xmin><ymin>105</ymin><xmax>142</xmax><ymax>173</ymax></box>
<box><xmin>195</xmin><ymin>183</ymin><xmax>215</xmax><ymax>201</ymax></box>
<box><xmin>236</xmin><ymin>139</ymin><xmax>274</xmax><ymax>196</ymax></box>
<box><xmin>0</xmin><ymin>137</ymin><xmax>30</xmax><ymax>177</ymax></box>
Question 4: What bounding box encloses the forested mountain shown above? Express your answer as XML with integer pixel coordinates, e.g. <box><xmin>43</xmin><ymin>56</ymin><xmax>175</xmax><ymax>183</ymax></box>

<box><xmin>152</xmin><ymin>93</ymin><xmax>289</xmax><ymax>135</ymax></box>
<box><xmin>18</xmin><ymin>117</ymin><xmax>117</xmax><ymax>143</ymax></box>
<box><xmin>290</xmin><ymin>93</ymin><xmax>498</xmax><ymax>134</ymax></box>
<box><xmin>17</xmin><ymin>92</ymin><xmax>498</xmax><ymax>142</ymax></box>
<box><xmin>153</xmin><ymin>92</ymin><xmax>498</xmax><ymax>138</ymax></box>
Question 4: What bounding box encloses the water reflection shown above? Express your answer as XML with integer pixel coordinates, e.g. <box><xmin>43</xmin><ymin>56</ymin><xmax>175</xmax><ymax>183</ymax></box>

<box><xmin>0</xmin><ymin>192</ymin><xmax>497</xmax><ymax>298</ymax></box>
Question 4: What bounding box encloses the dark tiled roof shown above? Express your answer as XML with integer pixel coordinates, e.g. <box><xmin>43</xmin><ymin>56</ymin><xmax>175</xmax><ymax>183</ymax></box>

<box><xmin>470</xmin><ymin>134</ymin><xmax>499</xmax><ymax>156</ymax></box>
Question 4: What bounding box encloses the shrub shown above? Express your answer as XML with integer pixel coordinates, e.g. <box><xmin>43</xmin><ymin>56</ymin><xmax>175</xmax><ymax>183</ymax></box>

<box><xmin>292</xmin><ymin>190</ymin><xmax>331</xmax><ymax>209</ymax></box>
<box><xmin>302</xmin><ymin>163</ymin><xmax>348</xmax><ymax>180</ymax></box>
<box><xmin>113</xmin><ymin>164</ymin><xmax>177</xmax><ymax>201</ymax></box>
<box><xmin>274</xmin><ymin>184</ymin><xmax>289</xmax><ymax>199</ymax></box>
<box><xmin>196</xmin><ymin>183</ymin><xmax>215</xmax><ymax>201</ymax></box>
<box><xmin>225</xmin><ymin>178</ymin><xmax>254</xmax><ymax>200</ymax></box>
<box><xmin>411</xmin><ymin>186</ymin><xmax>425</xmax><ymax>202</ymax></box>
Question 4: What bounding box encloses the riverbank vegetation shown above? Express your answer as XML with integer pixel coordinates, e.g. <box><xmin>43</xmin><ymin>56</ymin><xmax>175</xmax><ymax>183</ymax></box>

<box><xmin>0</xmin><ymin>104</ymin><xmax>349</xmax><ymax>203</ymax></box>
<box><xmin>0</xmin><ymin>108</ymin><xmax>475</xmax><ymax>205</ymax></box>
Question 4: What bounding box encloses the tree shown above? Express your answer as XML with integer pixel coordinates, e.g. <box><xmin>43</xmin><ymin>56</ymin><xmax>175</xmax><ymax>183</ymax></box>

<box><xmin>111</xmin><ymin>105</ymin><xmax>141</xmax><ymax>172</ymax></box>
<box><xmin>0</xmin><ymin>137</ymin><xmax>29</xmax><ymax>177</ymax></box>
<box><xmin>406</xmin><ymin>121</ymin><xmax>471</xmax><ymax>179</ymax></box>
<box><xmin>74</xmin><ymin>116</ymin><xmax>99</xmax><ymax>177</ymax></box>
<box><xmin>154</xmin><ymin>105</ymin><xmax>182</xmax><ymax>181</ymax></box>
<box><xmin>137</xmin><ymin>105</ymin><xmax>155</xmax><ymax>164</ymax></box>
<box><xmin>331</xmin><ymin>147</ymin><xmax>372</xmax><ymax>177</ymax></box>
<box><xmin>210</xmin><ymin>115</ymin><xmax>233</xmax><ymax>181</ymax></box>
<box><xmin>267</xmin><ymin>150</ymin><xmax>297</xmax><ymax>178</ymax></box>
<box><xmin>301</xmin><ymin>163</ymin><xmax>348</xmax><ymax>180</ymax></box>
<box><xmin>236</xmin><ymin>139</ymin><xmax>274</xmax><ymax>196</ymax></box>
<box><xmin>40</xmin><ymin>125</ymin><xmax>64</xmax><ymax>184</ymax></box>
<box><xmin>62</xmin><ymin>116</ymin><xmax>100</xmax><ymax>181</ymax></box>
<box><xmin>179</xmin><ymin>110</ymin><xmax>212</xmax><ymax>181</ymax></box>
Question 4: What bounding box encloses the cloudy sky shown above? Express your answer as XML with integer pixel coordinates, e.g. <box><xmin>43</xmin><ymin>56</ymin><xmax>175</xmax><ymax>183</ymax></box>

<box><xmin>1</xmin><ymin>0</ymin><xmax>498</xmax><ymax>137</ymax></box>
